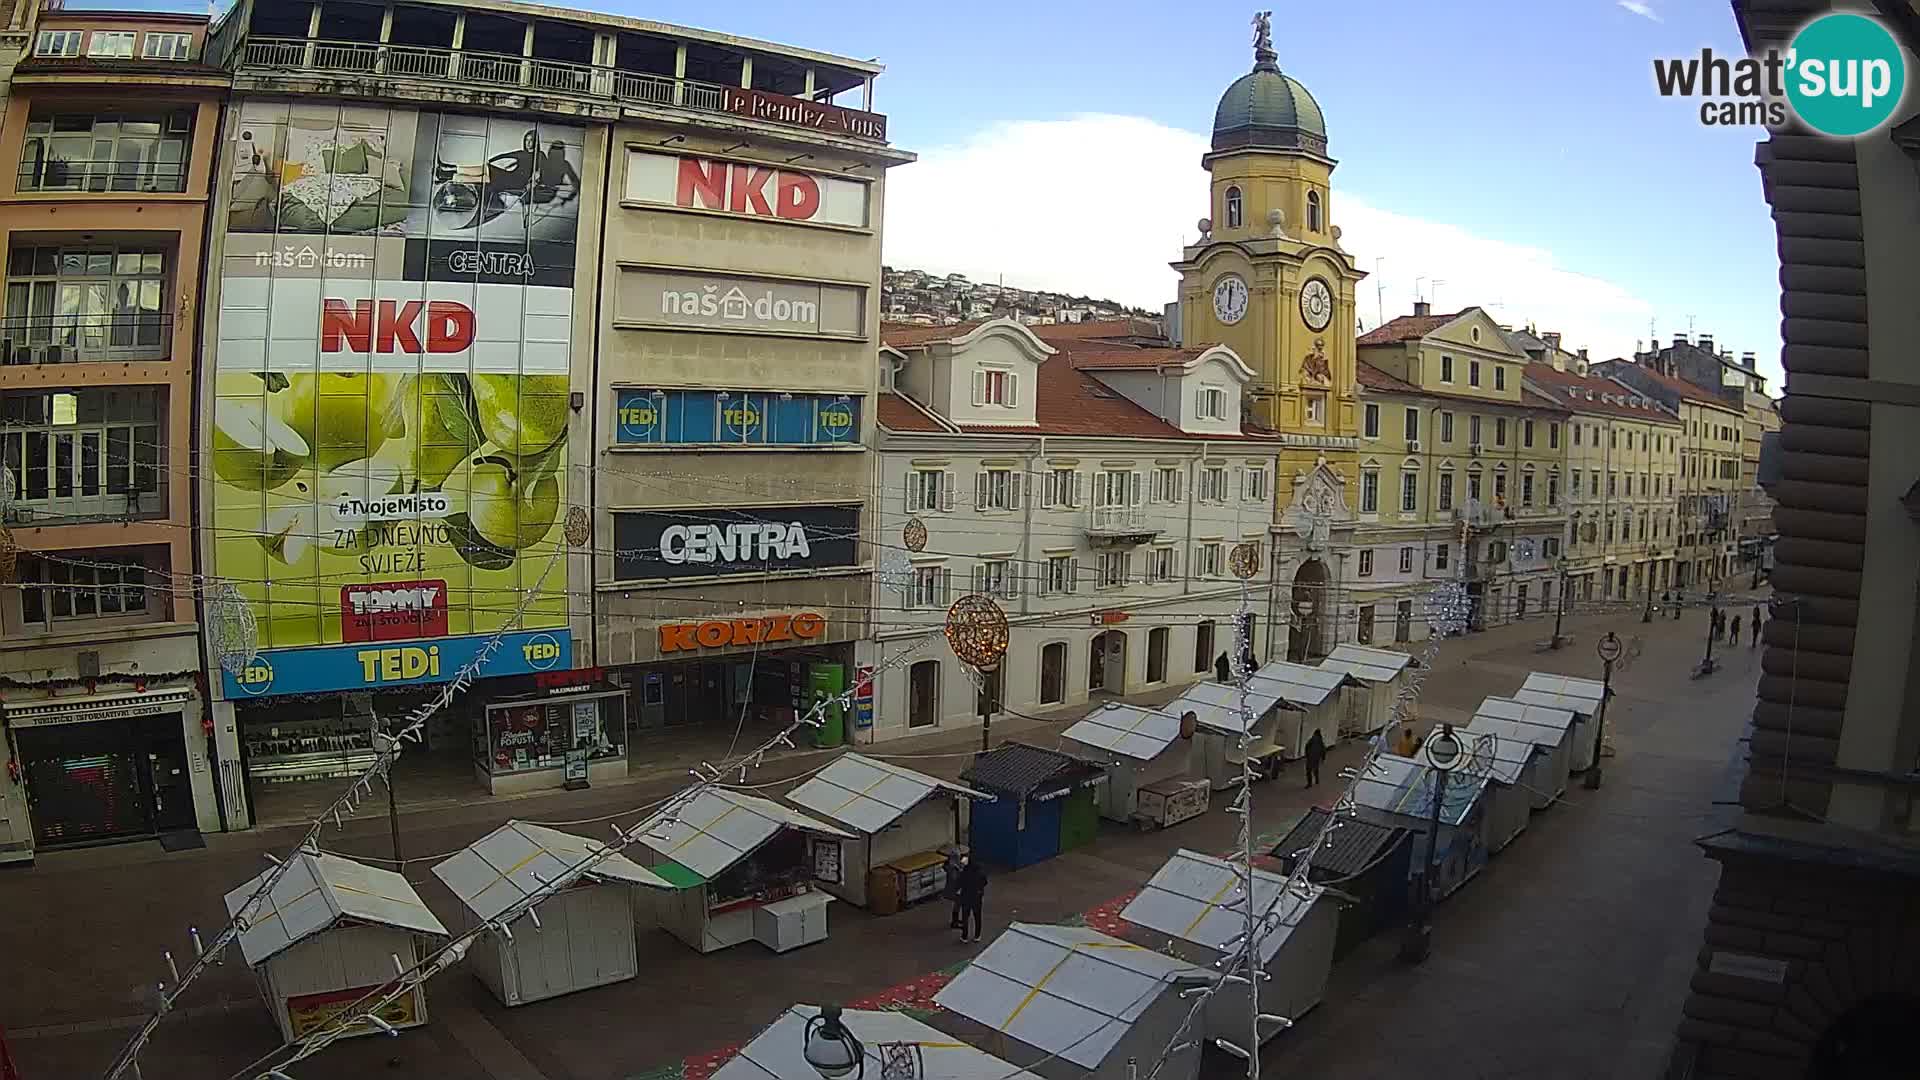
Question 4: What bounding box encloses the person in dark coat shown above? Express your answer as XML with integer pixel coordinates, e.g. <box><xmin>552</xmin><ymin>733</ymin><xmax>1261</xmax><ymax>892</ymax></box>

<box><xmin>943</xmin><ymin>846</ymin><xmax>964</xmax><ymax>929</ymax></box>
<box><xmin>953</xmin><ymin>854</ymin><xmax>987</xmax><ymax>943</ymax></box>
<box><xmin>1215</xmin><ymin>653</ymin><xmax>1231</xmax><ymax>683</ymax></box>
<box><xmin>1730</xmin><ymin>614</ymin><xmax>1742</xmax><ymax>646</ymax></box>
<box><xmin>1751</xmin><ymin>605</ymin><xmax>1763</xmax><ymax>647</ymax></box>
<box><xmin>1303</xmin><ymin>728</ymin><xmax>1326</xmax><ymax>788</ymax></box>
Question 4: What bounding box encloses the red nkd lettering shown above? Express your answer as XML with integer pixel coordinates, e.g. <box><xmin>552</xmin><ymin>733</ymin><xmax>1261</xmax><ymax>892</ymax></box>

<box><xmin>320</xmin><ymin>299</ymin><xmax>475</xmax><ymax>354</ymax></box>
<box><xmin>776</xmin><ymin>172</ymin><xmax>820</xmax><ymax>220</ymax></box>
<box><xmin>675</xmin><ymin>157</ymin><xmax>728</xmax><ymax>211</ymax></box>
<box><xmin>728</xmin><ymin>165</ymin><xmax>775</xmax><ymax>216</ymax></box>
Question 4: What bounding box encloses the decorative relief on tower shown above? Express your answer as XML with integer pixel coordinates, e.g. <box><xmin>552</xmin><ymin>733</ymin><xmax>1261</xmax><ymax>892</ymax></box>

<box><xmin>1301</xmin><ymin>338</ymin><xmax>1331</xmax><ymax>384</ymax></box>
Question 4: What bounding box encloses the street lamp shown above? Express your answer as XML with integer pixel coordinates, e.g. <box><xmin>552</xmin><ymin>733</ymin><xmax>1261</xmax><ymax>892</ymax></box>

<box><xmin>1400</xmin><ymin>722</ymin><xmax>1463</xmax><ymax>965</ymax></box>
<box><xmin>1697</xmin><ymin>591</ymin><xmax>1721</xmax><ymax>678</ymax></box>
<box><xmin>1550</xmin><ymin>555</ymin><xmax>1570</xmax><ymax>649</ymax></box>
<box><xmin>804</xmin><ymin>1005</ymin><xmax>865</xmax><ymax>1080</ymax></box>
<box><xmin>1641</xmin><ymin>551</ymin><xmax>1659</xmax><ymax>623</ymax></box>
<box><xmin>1588</xmin><ymin>633</ymin><xmax>1623</xmax><ymax>789</ymax></box>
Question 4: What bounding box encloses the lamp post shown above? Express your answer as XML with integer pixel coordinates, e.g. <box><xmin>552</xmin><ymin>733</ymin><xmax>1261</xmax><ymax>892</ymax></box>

<box><xmin>1698</xmin><ymin>591</ymin><xmax>1720</xmax><ymax>678</ymax></box>
<box><xmin>1641</xmin><ymin>551</ymin><xmax>1659</xmax><ymax>623</ymax></box>
<box><xmin>945</xmin><ymin>594</ymin><xmax>1010</xmax><ymax>753</ymax></box>
<box><xmin>1400</xmin><ymin>722</ymin><xmax>1462</xmax><ymax>965</ymax></box>
<box><xmin>1587</xmin><ymin>633</ymin><xmax>1622</xmax><ymax>789</ymax></box>
<box><xmin>804</xmin><ymin>1005</ymin><xmax>866</xmax><ymax>1080</ymax></box>
<box><xmin>1550</xmin><ymin>556</ymin><xmax>1570</xmax><ymax>649</ymax></box>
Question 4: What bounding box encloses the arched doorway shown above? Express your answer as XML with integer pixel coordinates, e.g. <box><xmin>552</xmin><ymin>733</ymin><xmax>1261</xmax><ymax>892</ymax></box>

<box><xmin>1089</xmin><ymin>630</ymin><xmax>1128</xmax><ymax>693</ymax></box>
<box><xmin>1809</xmin><ymin>994</ymin><xmax>1920</xmax><ymax>1079</ymax></box>
<box><xmin>1288</xmin><ymin>559</ymin><xmax>1329</xmax><ymax>662</ymax></box>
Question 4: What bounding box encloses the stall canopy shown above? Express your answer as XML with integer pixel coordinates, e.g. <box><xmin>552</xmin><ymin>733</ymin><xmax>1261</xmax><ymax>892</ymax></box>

<box><xmin>1470</xmin><ymin>696</ymin><xmax>1577</xmax><ymax>751</ymax></box>
<box><xmin>935</xmin><ymin>922</ymin><xmax>1207</xmax><ymax>1071</ymax></box>
<box><xmin>1169</xmin><ymin>680</ymin><xmax>1293</xmax><ymax>736</ymax></box>
<box><xmin>1513</xmin><ymin>672</ymin><xmax>1607</xmax><ymax>716</ymax></box>
<box><xmin>1352</xmin><ymin>754</ymin><xmax>1487</xmax><ymax>827</ymax></box>
<box><xmin>227</xmin><ymin>850</ymin><xmax>447</xmax><ymax>967</ymax></box>
<box><xmin>714</xmin><ymin>1004</ymin><xmax>1044</xmax><ymax>1080</ymax></box>
<box><xmin>785</xmin><ymin>753</ymin><xmax>989</xmax><ymax>834</ymax></box>
<box><xmin>1451</xmin><ymin>729</ymin><xmax>1535</xmax><ymax>787</ymax></box>
<box><xmin>1318</xmin><ymin>644</ymin><xmax>1415</xmax><ymax>685</ymax></box>
<box><xmin>1121</xmin><ymin>848</ymin><xmax>1322</xmax><ymax>964</ymax></box>
<box><xmin>1247</xmin><ymin>661</ymin><xmax>1352</xmax><ymax>707</ymax></box>
<box><xmin>962</xmin><ymin>743</ymin><xmax>1105</xmax><ymax>801</ymax></box>
<box><xmin>635</xmin><ymin>788</ymin><xmax>852</xmax><ymax>881</ymax></box>
<box><xmin>432</xmin><ymin>821</ymin><xmax>669</xmax><ymax>923</ymax></box>
<box><xmin>1060</xmin><ymin>703</ymin><xmax>1184</xmax><ymax>762</ymax></box>
<box><xmin>1271</xmin><ymin>807</ymin><xmax>1408</xmax><ymax>880</ymax></box>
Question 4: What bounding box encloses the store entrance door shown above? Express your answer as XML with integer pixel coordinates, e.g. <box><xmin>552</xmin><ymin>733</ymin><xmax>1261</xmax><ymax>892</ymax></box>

<box><xmin>16</xmin><ymin>714</ymin><xmax>188</xmax><ymax>846</ymax></box>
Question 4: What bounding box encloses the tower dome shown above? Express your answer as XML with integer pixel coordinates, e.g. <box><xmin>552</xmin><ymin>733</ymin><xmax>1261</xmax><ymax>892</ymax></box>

<box><xmin>1212</xmin><ymin>16</ymin><xmax>1327</xmax><ymax>155</ymax></box>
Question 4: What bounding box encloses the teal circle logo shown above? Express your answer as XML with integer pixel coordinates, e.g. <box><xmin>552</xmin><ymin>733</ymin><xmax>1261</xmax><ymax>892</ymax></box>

<box><xmin>235</xmin><ymin>654</ymin><xmax>275</xmax><ymax>696</ymax></box>
<box><xmin>1786</xmin><ymin>13</ymin><xmax>1906</xmax><ymax>137</ymax></box>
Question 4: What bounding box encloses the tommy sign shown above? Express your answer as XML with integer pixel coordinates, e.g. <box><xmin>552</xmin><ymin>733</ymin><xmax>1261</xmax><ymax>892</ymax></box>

<box><xmin>613</xmin><ymin>504</ymin><xmax>860</xmax><ymax>581</ymax></box>
<box><xmin>624</xmin><ymin>152</ymin><xmax>870</xmax><ymax>228</ymax></box>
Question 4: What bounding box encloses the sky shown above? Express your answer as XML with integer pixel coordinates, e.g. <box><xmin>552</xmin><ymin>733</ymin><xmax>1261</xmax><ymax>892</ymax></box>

<box><xmin>93</xmin><ymin>0</ymin><xmax>1785</xmax><ymax>385</ymax></box>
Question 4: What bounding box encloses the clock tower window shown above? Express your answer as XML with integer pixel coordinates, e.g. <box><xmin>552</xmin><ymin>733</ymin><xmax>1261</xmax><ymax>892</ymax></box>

<box><xmin>1307</xmin><ymin>191</ymin><xmax>1322</xmax><ymax>233</ymax></box>
<box><xmin>1225</xmin><ymin>186</ymin><xmax>1243</xmax><ymax>229</ymax></box>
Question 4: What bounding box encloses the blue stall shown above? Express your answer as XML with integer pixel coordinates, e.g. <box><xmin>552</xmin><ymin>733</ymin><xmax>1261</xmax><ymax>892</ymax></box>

<box><xmin>962</xmin><ymin>743</ymin><xmax>1105</xmax><ymax>869</ymax></box>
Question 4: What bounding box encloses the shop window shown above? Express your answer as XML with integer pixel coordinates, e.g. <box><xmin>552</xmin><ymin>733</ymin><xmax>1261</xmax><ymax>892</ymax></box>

<box><xmin>1395</xmin><ymin>600</ymin><xmax>1413</xmax><ymax>642</ymax></box>
<box><xmin>1194</xmin><ymin>620</ymin><xmax>1215</xmax><ymax>673</ymax></box>
<box><xmin>1039</xmin><ymin>642</ymin><xmax>1066</xmax><ymax>705</ymax></box>
<box><xmin>480</xmin><ymin>693</ymin><xmax>626</xmax><ymax>777</ymax></box>
<box><xmin>1357</xmin><ymin>604</ymin><xmax>1374</xmax><ymax>645</ymax></box>
<box><xmin>1147</xmin><ymin>627</ymin><xmax>1169</xmax><ymax>684</ymax></box>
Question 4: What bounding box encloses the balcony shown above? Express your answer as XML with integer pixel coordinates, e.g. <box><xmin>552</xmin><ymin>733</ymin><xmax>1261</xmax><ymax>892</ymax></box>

<box><xmin>0</xmin><ymin>313</ymin><xmax>172</xmax><ymax>365</ymax></box>
<box><xmin>1085</xmin><ymin>506</ymin><xmax>1161</xmax><ymax>546</ymax></box>
<box><xmin>1453</xmin><ymin>498</ymin><xmax>1504</xmax><ymax>529</ymax></box>
<box><xmin>17</xmin><ymin>157</ymin><xmax>188</xmax><ymax>195</ymax></box>
<box><xmin>237</xmin><ymin>37</ymin><xmax>888</xmax><ymax>144</ymax></box>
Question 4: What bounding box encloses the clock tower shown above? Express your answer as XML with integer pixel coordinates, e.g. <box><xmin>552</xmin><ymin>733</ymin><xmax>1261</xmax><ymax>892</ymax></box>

<box><xmin>1172</xmin><ymin>13</ymin><xmax>1365</xmax><ymax>443</ymax></box>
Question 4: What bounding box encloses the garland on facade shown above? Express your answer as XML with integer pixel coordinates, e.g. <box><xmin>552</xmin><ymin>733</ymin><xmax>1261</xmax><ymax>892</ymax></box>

<box><xmin>0</xmin><ymin>669</ymin><xmax>202</xmax><ymax>695</ymax></box>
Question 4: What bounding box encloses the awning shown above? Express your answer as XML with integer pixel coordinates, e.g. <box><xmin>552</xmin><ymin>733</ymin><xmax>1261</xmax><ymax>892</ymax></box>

<box><xmin>4</xmin><ymin>688</ymin><xmax>193</xmax><ymax>728</ymax></box>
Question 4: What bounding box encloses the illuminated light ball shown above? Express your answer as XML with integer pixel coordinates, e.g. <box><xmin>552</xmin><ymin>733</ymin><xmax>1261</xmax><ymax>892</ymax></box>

<box><xmin>902</xmin><ymin>517</ymin><xmax>929</xmax><ymax>554</ymax></box>
<box><xmin>944</xmin><ymin>593</ymin><xmax>1010</xmax><ymax>672</ymax></box>
<box><xmin>564</xmin><ymin>505</ymin><xmax>591</xmax><ymax>548</ymax></box>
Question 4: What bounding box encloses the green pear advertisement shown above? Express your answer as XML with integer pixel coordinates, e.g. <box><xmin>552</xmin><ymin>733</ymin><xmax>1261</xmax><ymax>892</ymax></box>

<box><xmin>212</xmin><ymin>102</ymin><xmax>583</xmax><ymax>681</ymax></box>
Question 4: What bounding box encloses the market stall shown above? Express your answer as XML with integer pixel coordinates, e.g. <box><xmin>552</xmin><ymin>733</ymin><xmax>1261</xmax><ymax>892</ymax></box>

<box><xmin>1060</xmin><ymin>703</ymin><xmax>1206</xmax><ymax>828</ymax></box>
<box><xmin>782</xmin><ymin>753</ymin><xmax>989</xmax><ymax>911</ymax></box>
<box><xmin>1247</xmin><ymin>661</ymin><xmax>1359</xmax><ymax>761</ymax></box>
<box><xmin>1121</xmin><ymin>849</ymin><xmax>1337</xmax><ymax>1047</ymax></box>
<box><xmin>1452</xmin><ymin>728</ymin><xmax>1540</xmax><ymax>853</ymax></box>
<box><xmin>1349</xmin><ymin>753</ymin><xmax>1490</xmax><ymax>902</ymax></box>
<box><xmin>1512</xmin><ymin>672</ymin><xmax>1609</xmax><ymax>773</ymax></box>
<box><xmin>1317</xmin><ymin>644</ymin><xmax>1417</xmax><ymax>737</ymax></box>
<box><xmin>225</xmin><ymin>850</ymin><xmax>447</xmax><ymax>1043</ymax></box>
<box><xmin>632</xmin><ymin>788</ymin><xmax>852</xmax><ymax>955</ymax></box>
<box><xmin>1271</xmin><ymin>808</ymin><xmax>1413</xmax><ymax>958</ymax></box>
<box><xmin>1170</xmin><ymin>680</ymin><xmax>1295</xmax><ymax>791</ymax></box>
<box><xmin>431</xmin><ymin>820</ymin><xmax>669</xmax><ymax>1006</ymax></box>
<box><xmin>961</xmin><ymin>743</ymin><xmax>1105</xmax><ymax>869</ymax></box>
<box><xmin>935</xmin><ymin>922</ymin><xmax>1209</xmax><ymax>1080</ymax></box>
<box><xmin>714</xmin><ymin>1004</ymin><xmax>1044</xmax><ymax>1080</ymax></box>
<box><xmin>1467</xmin><ymin>695</ymin><xmax>1578</xmax><ymax>809</ymax></box>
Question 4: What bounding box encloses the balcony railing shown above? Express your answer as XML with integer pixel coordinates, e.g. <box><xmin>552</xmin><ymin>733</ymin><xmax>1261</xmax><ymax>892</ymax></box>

<box><xmin>238</xmin><ymin>37</ymin><xmax>884</xmax><ymax>143</ymax></box>
<box><xmin>1085</xmin><ymin>506</ymin><xmax>1160</xmax><ymax>544</ymax></box>
<box><xmin>17</xmin><ymin>158</ymin><xmax>188</xmax><ymax>195</ymax></box>
<box><xmin>1</xmin><ymin>313</ymin><xmax>173</xmax><ymax>364</ymax></box>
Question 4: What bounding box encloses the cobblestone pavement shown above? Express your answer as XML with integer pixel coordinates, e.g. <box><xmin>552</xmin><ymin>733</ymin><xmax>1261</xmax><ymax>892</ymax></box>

<box><xmin>0</xmin><ymin>599</ymin><xmax>1758</xmax><ymax>1080</ymax></box>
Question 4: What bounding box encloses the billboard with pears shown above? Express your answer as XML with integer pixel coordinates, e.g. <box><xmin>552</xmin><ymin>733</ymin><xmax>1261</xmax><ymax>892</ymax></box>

<box><xmin>211</xmin><ymin>102</ymin><xmax>583</xmax><ymax>698</ymax></box>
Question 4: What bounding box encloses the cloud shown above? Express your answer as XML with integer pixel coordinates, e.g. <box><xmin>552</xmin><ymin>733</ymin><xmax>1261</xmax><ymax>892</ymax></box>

<box><xmin>1617</xmin><ymin>1</ymin><xmax>1662</xmax><ymax>22</ymax></box>
<box><xmin>883</xmin><ymin>114</ymin><xmax>1655</xmax><ymax>361</ymax></box>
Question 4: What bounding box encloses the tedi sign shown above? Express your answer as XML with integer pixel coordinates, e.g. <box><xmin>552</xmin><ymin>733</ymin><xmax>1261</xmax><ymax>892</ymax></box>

<box><xmin>1653</xmin><ymin>12</ymin><xmax>1906</xmax><ymax>135</ymax></box>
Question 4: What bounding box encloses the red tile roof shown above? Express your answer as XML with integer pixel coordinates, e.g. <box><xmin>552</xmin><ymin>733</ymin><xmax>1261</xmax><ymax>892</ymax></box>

<box><xmin>1522</xmin><ymin>363</ymin><xmax>1679</xmax><ymax>423</ymax></box>
<box><xmin>1357</xmin><ymin>361</ymin><xmax>1566</xmax><ymax>414</ymax></box>
<box><xmin>1356</xmin><ymin>311</ymin><xmax>1463</xmax><ymax>346</ymax></box>
<box><xmin>1355</xmin><ymin>362</ymin><xmax>1419</xmax><ymax>394</ymax></box>
<box><xmin>1067</xmin><ymin>347</ymin><xmax>1208</xmax><ymax>371</ymax></box>
<box><xmin>880</xmin><ymin>321</ymin><xmax>990</xmax><ymax>347</ymax></box>
<box><xmin>876</xmin><ymin>392</ymin><xmax>951</xmax><ymax>433</ymax></box>
<box><xmin>1029</xmin><ymin>318</ymin><xmax>1166</xmax><ymax>344</ymax></box>
<box><xmin>1592</xmin><ymin>360</ymin><xmax>1743</xmax><ymax>410</ymax></box>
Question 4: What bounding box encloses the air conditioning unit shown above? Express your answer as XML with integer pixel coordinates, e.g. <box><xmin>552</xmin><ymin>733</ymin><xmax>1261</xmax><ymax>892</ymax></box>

<box><xmin>1406</xmin><ymin>439</ymin><xmax>1422</xmax><ymax>452</ymax></box>
<box><xmin>1469</xmin><ymin>442</ymin><xmax>1484</xmax><ymax>457</ymax></box>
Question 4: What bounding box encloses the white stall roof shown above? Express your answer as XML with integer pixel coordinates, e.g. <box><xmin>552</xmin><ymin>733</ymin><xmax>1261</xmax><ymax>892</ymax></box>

<box><xmin>1352</xmin><ymin>754</ymin><xmax>1487</xmax><ymax>827</ymax></box>
<box><xmin>1247</xmin><ymin>661</ymin><xmax>1351</xmax><ymax>707</ymax></box>
<box><xmin>226</xmin><ymin>850</ymin><xmax>446</xmax><ymax>967</ymax></box>
<box><xmin>785</xmin><ymin>753</ymin><xmax>989</xmax><ymax>835</ymax></box>
<box><xmin>1060</xmin><ymin>702</ymin><xmax>1184</xmax><ymax>761</ymax></box>
<box><xmin>635</xmin><ymin>788</ymin><xmax>852</xmax><ymax>881</ymax></box>
<box><xmin>433</xmin><ymin>821</ymin><xmax>669</xmax><ymax>922</ymax></box>
<box><xmin>714</xmin><ymin>1005</ymin><xmax>1045</xmax><ymax>1080</ymax></box>
<box><xmin>1169</xmin><ymin>680</ymin><xmax>1293</xmax><ymax>736</ymax></box>
<box><xmin>1516</xmin><ymin>672</ymin><xmax>1607</xmax><ymax>715</ymax></box>
<box><xmin>1320</xmin><ymin>644</ymin><xmax>1415</xmax><ymax>684</ymax></box>
<box><xmin>935</xmin><ymin>923</ymin><xmax>1206</xmax><ymax>1070</ymax></box>
<box><xmin>1122</xmin><ymin>849</ymin><xmax>1324</xmax><ymax>965</ymax></box>
<box><xmin>1470</xmin><ymin>696</ymin><xmax>1578</xmax><ymax>749</ymax></box>
<box><xmin>1451</xmin><ymin>729</ymin><xmax>1537</xmax><ymax>787</ymax></box>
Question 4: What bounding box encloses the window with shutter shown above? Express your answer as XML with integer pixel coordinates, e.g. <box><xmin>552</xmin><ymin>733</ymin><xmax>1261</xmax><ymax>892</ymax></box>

<box><xmin>1129</xmin><ymin>471</ymin><xmax>1142</xmax><ymax>506</ymax></box>
<box><xmin>906</xmin><ymin>474</ymin><xmax>922</xmax><ymax>513</ymax></box>
<box><xmin>1008</xmin><ymin>471</ymin><xmax>1022</xmax><ymax>508</ymax></box>
<box><xmin>975</xmin><ymin>471</ymin><xmax>989</xmax><ymax>511</ymax></box>
<box><xmin>941</xmin><ymin>471</ymin><xmax>956</xmax><ymax>511</ymax></box>
<box><xmin>972</xmin><ymin>370</ymin><xmax>986</xmax><ymax>406</ymax></box>
<box><xmin>1006</xmin><ymin>372</ymin><xmax>1019</xmax><ymax>407</ymax></box>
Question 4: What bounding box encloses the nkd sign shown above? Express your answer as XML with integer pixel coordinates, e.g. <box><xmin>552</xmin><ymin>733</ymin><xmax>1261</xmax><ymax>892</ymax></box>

<box><xmin>624</xmin><ymin>151</ymin><xmax>870</xmax><ymax>229</ymax></box>
<box><xmin>612</xmin><ymin>504</ymin><xmax>859</xmax><ymax>581</ymax></box>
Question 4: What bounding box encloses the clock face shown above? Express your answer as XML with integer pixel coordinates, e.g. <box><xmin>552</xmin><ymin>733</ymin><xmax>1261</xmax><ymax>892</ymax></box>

<box><xmin>1300</xmin><ymin>277</ymin><xmax>1334</xmax><ymax>331</ymax></box>
<box><xmin>1212</xmin><ymin>275</ymin><xmax>1248</xmax><ymax>325</ymax></box>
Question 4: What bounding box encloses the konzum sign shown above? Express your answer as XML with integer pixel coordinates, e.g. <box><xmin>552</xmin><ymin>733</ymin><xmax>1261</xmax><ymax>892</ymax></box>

<box><xmin>624</xmin><ymin>151</ymin><xmax>870</xmax><ymax>228</ymax></box>
<box><xmin>658</xmin><ymin>612</ymin><xmax>828</xmax><ymax>654</ymax></box>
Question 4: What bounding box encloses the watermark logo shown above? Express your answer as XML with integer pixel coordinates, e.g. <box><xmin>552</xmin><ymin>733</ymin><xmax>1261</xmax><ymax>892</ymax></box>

<box><xmin>1653</xmin><ymin>12</ymin><xmax>1906</xmax><ymax>136</ymax></box>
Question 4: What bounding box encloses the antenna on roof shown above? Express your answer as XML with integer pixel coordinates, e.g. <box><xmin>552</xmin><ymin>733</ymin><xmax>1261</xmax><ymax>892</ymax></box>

<box><xmin>1414</xmin><ymin>275</ymin><xmax>1427</xmax><ymax>302</ymax></box>
<box><xmin>1431</xmin><ymin>280</ymin><xmax>1447</xmax><ymax>311</ymax></box>
<box><xmin>1373</xmin><ymin>258</ymin><xmax>1386</xmax><ymax>328</ymax></box>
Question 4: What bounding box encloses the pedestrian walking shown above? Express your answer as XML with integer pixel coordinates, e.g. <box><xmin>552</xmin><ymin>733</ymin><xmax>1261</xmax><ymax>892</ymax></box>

<box><xmin>953</xmin><ymin>854</ymin><xmax>987</xmax><ymax>943</ymax></box>
<box><xmin>1752</xmin><ymin>605</ymin><xmax>1763</xmax><ymax>647</ymax></box>
<box><xmin>1730</xmin><ymin>615</ymin><xmax>1742</xmax><ymax>646</ymax></box>
<box><xmin>1711</xmin><ymin>609</ymin><xmax>1724</xmax><ymax>640</ymax></box>
<box><xmin>1304</xmin><ymin>728</ymin><xmax>1326</xmax><ymax>788</ymax></box>
<box><xmin>1392</xmin><ymin>723</ymin><xmax>1420</xmax><ymax>758</ymax></box>
<box><xmin>943</xmin><ymin>846</ymin><xmax>964</xmax><ymax>930</ymax></box>
<box><xmin>1215</xmin><ymin>653</ymin><xmax>1231</xmax><ymax>684</ymax></box>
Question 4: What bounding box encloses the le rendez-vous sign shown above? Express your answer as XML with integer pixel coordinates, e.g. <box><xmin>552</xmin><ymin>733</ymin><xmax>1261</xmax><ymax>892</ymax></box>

<box><xmin>720</xmin><ymin>87</ymin><xmax>887</xmax><ymax>143</ymax></box>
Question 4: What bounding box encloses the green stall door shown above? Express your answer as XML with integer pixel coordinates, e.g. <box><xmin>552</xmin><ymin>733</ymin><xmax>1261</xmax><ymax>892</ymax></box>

<box><xmin>809</xmin><ymin>663</ymin><xmax>846</xmax><ymax>748</ymax></box>
<box><xmin>1057</xmin><ymin>786</ymin><xmax>1099</xmax><ymax>853</ymax></box>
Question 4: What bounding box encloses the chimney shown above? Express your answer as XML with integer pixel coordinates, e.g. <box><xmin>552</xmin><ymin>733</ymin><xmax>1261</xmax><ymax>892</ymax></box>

<box><xmin>1698</xmin><ymin>333</ymin><xmax>1714</xmax><ymax>354</ymax></box>
<box><xmin>1672</xmin><ymin>333</ymin><xmax>1687</xmax><ymax>348</ymax></box>
<box><xmin>1543</xmin><ymin>331</ymin><xmax>1562</xmax><ymax>351</ymax></box>
<box><xmin>1578</xmin><ymin>347</ymin><xmax>1589</xmax><ymax>362</ymax></box>
<box><xmin>1412</xmin><ymin>300</ymin><xmax>1431</xmax><ymax>317</ymax></box>
<box><xmin>1741</xmin><ymin>350</ymin><xmax>1756</xmax><ymax>370</ymax></box>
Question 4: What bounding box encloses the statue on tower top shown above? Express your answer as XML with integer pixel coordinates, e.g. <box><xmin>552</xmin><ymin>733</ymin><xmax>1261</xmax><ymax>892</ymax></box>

<box><xmin>1251</xmin><ymin>11</ymin><xmax>1277</xmax><ymax>68</ymax></box>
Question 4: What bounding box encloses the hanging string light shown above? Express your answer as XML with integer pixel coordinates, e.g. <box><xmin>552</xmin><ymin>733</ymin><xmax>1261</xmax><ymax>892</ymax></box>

<box><xmin>0</xmin><ymin>524</ymin><xmax>18</xmax><ymax>583</ymax></box>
